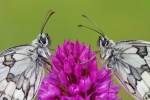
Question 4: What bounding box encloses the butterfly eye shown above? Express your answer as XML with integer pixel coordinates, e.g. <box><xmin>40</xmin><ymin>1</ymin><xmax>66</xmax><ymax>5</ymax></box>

<box><xmin>38</xmin><ymin>34</ymin><xmax>50</xmax><ymax>46</ymax></box>
<box><xmin>39</xmin><ymin>36</ymin><xmax>46</xmax><ymax>44</ymax></box>
<box><xmin>102</xmin><ymin>38</ymin><xmax>109</xmax><ymax>47</ymax></box>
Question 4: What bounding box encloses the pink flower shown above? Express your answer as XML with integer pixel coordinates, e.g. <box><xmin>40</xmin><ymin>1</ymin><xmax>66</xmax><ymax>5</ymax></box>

<box><xmin>38</xmin><ymin>40</ymin><xmax>121</xmax><ymax>100</ymax></box>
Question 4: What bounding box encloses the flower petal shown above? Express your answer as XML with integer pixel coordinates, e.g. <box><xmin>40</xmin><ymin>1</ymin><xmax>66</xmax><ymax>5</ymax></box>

<box><xmin>57</xmin><ymin>45</ymin><xmax>67</xmax><ymax>62</ymax></box>
<box><xmin>68</xmin><ymin>84</ymin><xmax>80</xmax><ymax>95</ymax></box>
<box><xmin>68</xmin><ymin>53</ymin><xmax>75</xmax><ymax>66</ymax></box>
<box><xmin>64</xmin><ymin>61</ymin><xmax>72</xmax><ymax>74</ymax></box>
<box><xmin>38</xmin><ymin>40</ymin><xmax>121</xmax><ymax>100</ymax></box>
<box><xmin>74</xmin><ymin>65</ymin><xmax>82</xmax><ymax>77</ymax></box>
<box><xmin>79</xmin><ymin>77</ymin><xmax>91</xmax><ymax>92</ymax></box>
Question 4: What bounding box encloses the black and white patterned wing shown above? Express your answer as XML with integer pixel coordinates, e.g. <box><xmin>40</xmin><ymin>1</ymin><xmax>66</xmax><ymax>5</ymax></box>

<box><xmin>110</xmin><ymin>40</ymin><xmax>150</xmax><ymax>100</ymax></box>
<box><xmin>0</xmin><ymin>45</ymin><xmax>44</xmax><ymax>100</ymax></box>
<box><xmin>112</xmin><ymin>59</ymin><xmax>143</xmax><ymax>100</ymax></box>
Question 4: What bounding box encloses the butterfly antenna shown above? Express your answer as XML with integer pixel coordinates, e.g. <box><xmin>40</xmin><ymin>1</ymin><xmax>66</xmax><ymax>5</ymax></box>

<box><xmin>40</xmin><ymin>10</ymin><xmax>55</xmax><ymax>34</ymax></box>
<box><xmin>81</xmin><ymin>15</ymin><xmax>105</xmax><ymax>37</ymax></box>
<box><xmin>78</xmin><ymin>25</ymin><xmax>102</xmax><ymax>35</ymax></box>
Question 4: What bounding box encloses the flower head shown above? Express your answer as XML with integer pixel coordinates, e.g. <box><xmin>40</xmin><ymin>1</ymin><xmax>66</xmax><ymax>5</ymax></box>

<box><xmin>38</xmin><ymin>40</ymin><xmax>121</xmax><ymax>100</ymax></box>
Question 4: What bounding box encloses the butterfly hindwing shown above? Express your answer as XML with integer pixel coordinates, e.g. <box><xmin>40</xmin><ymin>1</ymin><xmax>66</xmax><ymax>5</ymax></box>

<box><xmin>111</xmin><ymin>57</ymin><xmax>143</xmax><ymax>100</ymax></box>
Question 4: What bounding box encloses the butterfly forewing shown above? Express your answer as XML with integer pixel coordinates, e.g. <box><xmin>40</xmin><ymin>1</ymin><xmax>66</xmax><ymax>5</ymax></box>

<box><xmin>0</xmin><ymin>44</ymin><xmax>45</xmax><ymax>100</ymax></box>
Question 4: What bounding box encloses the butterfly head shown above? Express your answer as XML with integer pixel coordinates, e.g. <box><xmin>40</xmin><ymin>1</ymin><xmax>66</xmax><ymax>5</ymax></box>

<box><xmin>98</xmin><ymin>36</ymin><xmax>115</xmax><ymax>51</ymax></box>
<box><xmin>32</xmin><ymin>33</ymin><xmax>51</xmax><ymax>47</ymax></box>
<box><xmin>38</xmin><ymin>33</ymin><xmax>51</xmax><ymax>47</ymax></box>
<box><xmin>31</xmin><ymin>33</ymin><xmax>51</xmax><ymax>66</ymax></box>
<box><xmin>32</xmin><ymin>33</ymin><xmax>52</xmax><ymax>66</ymax></box>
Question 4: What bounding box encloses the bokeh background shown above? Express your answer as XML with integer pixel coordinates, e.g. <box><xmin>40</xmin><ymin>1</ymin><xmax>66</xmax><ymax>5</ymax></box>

<box><xmin>0</xmin><ymin>1</ymin><xmax>150</xmax><ymax>100</ymax></box>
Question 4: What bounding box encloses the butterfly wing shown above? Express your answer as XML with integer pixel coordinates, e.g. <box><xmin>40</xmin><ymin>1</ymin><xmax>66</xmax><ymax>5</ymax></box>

<box><xmin>0</xmin><ymin>45</ymin><xmax>44</xmax><ymax>100</ymax></box>
<box><xmin>108</xmin><ymin>40</ymin><xmax>150</xmax><ymax>100</ymax></box>
<box><xmin>112</xmin><ymin>58</ymin><xmax>143</xmax><ymax>100</ymax></box>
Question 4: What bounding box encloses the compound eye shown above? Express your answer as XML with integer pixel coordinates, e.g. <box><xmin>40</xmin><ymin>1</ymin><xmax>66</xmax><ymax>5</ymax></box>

<box><xmin>39</xmin><ymin>36</ymin><xmax>46</xmax><ymax>44</ymax></box>
<box><xmin>102</xmin><ymin>38</ymin><xmax>108</xmax><ymax>47</ymax></box>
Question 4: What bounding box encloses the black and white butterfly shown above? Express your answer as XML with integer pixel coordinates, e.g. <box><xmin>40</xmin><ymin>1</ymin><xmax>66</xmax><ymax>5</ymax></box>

<box><xmin>0</xmin><ymin>10</ymin><xmax>56</xmax><ymax>100</ymax></box>
<box><xmin>79</xmin><ymin>15</ymin><xmax>150</xmax><ymax>100</ymax></box>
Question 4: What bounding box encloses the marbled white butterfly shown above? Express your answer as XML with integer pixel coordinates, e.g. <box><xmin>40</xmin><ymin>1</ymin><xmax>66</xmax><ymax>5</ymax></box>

<box><xmin>79</xmin><ymin>15</ymin><xmax>150</xmax><ymax>100</ymax></box>
<box><xmin>0</xmin><ymin>10</ymin><xmax>57</xmax><ymax>100</ymax></box>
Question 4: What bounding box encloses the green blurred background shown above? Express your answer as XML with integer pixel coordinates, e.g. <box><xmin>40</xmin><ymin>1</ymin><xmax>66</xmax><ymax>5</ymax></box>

<box><xmin>0</xmin><ymin>0</ymin><xmax>150</xmax><ymax>100</ymax></box>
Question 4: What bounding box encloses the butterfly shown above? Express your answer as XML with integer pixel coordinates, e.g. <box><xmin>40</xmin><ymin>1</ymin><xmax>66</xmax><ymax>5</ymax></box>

<box><xmin>0</xmin><ymin>10</ymin><xmax>57</xmax><ymax>100</ymax></box>
<box><xmin>79</xmin><ymin>15</ymin><xmax>150</xmax><ymax>100</ymax></box>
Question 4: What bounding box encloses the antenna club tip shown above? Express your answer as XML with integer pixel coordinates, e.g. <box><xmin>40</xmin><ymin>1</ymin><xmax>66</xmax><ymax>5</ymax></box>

<box><xmin>78</xmin><ymin>25</ymin><xmax>83</xmax><ymax>28</ymax></box>
<box><xmin>47</xmin><ymin>10</ymin><xmax>52</xmax><ymax>12</ymax></box>
<box><xmin>51</xmin><ymin>11</ymin><xmax>55</xmax><ymax>14</ymax></box>
<box><xmin>82</xmin><ymin>14</ymin><xmax>87</xmax><ymax>17</ymax></box>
